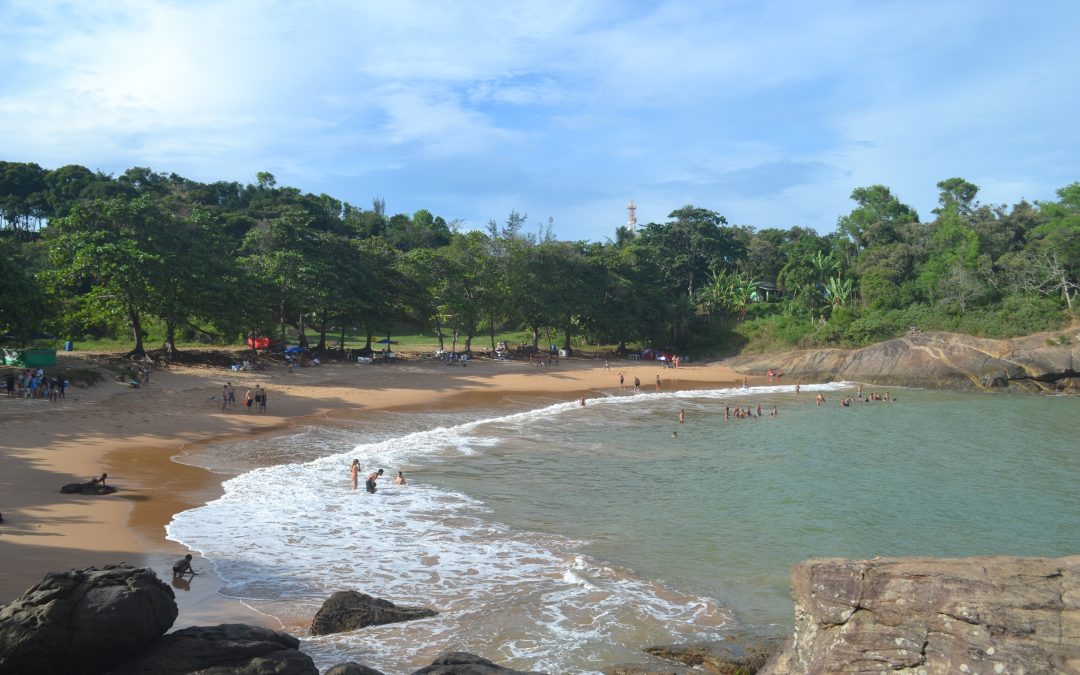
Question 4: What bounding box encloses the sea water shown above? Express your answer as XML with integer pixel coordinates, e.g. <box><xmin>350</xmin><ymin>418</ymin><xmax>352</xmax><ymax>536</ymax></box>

<box><xmin>166</xmin><ymin>383</ymin><xmax>1080</xmax><ymax>673</ymax></box>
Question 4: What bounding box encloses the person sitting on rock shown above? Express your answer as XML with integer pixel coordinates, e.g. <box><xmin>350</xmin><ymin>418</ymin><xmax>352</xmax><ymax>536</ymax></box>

<box><xmin>173</xmin><ymin>554</ymin><xmax>195</xmax><ymax>577</ymax></box>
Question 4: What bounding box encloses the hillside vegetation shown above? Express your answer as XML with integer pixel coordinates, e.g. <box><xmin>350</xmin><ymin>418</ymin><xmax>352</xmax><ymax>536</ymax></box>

<box><xmin>1</xmin><ymin>162</ymin><xmax>1076</xmax><ymax>358</ymax></box>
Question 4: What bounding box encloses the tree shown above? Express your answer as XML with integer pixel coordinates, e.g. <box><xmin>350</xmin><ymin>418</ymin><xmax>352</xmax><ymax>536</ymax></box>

<box><xmin>837</xmin><ymin>185</ymin><xmax>919</xmax><ymax>251</ymax></box>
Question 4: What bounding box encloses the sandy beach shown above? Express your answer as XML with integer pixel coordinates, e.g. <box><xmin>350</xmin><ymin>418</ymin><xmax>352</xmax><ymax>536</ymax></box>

<box><xmin>0</xmin><ymin>351</ymin><xmax>747</xmax><ymax>625</ymax></box>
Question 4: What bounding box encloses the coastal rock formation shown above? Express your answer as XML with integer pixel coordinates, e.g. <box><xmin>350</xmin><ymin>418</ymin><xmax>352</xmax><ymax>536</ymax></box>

<box><xmin>310</xmin><ymin>590</ymin><xmax>437</xmax><ymax>636</ymax></box>
<box><xmin>325</xmin><ymin>662</ymin><xmax>387</xmax><ymax>675</ymax></box>
<box><xmin>760</xmin><ymin>555</ymin><xmax>1080</xmax><ymax>674</ymax></box>
<box><xmin>728</xmin><ymin>328</ymin><xmax>1080</xmax><ymax>392</ymax></box>
<box><xmin>410</xmin><ymin>651</ymin><xmax>547</xmax><ymax>674</ymax></box>
<box><xmin>60</xmin><ymin>481</ymin><xmax>117</xmax><ymax>495</ymax></box>
<box><xmin>109</xmin><ymin>623</ymin><xmax>318</xmax><ymax>675</ymax></box>
<box><xmin>0</xmin><ymin>564</ymin><xmax>177</xmax><ymax>675</ymax></box>
<box><xmin>639</xmin><ymin>635</ymin><xmax>781</xmax><ymax>674</ymax></box>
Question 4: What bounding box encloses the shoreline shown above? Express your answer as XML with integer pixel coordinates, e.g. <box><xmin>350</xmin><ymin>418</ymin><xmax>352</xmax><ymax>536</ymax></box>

<box><xmin>0</xmin><ymin>352</ymin><xmax>748</xmax><ymax>629</ymax></box>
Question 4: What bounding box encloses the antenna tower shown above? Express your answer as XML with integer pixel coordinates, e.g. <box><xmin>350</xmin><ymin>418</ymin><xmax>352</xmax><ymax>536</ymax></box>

<box><xmin>627</xmin><ymin>199</ymin><xmax>637</xmax><ymax>233</ymax></box>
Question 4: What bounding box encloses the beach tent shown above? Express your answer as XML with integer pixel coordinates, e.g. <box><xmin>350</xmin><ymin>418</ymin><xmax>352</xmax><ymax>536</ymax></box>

<box><xmin>376</xmin><ymin>338</ymin><xmax>399</xmax><ymax>345</ymax></box>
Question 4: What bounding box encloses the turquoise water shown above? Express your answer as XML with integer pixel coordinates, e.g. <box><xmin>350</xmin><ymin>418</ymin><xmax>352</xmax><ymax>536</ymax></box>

<box><xmin>169</xmin><ymin>383</ymin><xmax>1080</xmax><ymax>672</ymax></box>
<box><xmin>430</xmin><ymin>385</ymin><xmax>1080</xmax><ymax>628</ymax></box>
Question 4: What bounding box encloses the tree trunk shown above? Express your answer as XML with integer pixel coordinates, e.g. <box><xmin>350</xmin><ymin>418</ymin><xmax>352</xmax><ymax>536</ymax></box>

<box><xmin>316</xmin><ymin>309</ymin><xmax>327</xmax><ymax>353</ymax></box>
<box><xmin>297</xmin><ymin>310</ymin><xmax>309</xmax><ymax>349</ymax></box>
<box><xmin>162</xmin><ymin>317</ymin><xmax>178</xmax><ymax>356</ymax></box>
<box><xmin>489</xmin><ymin>312</ymin><xmax>496</xmax><ymax>350</ymax></box>
<box><xmin>338</xmin><ymin>319</ymin><xmax>347</xmax><ymax>351</ymax></box>
<box><xmin>435</xmin><ymin>318</ymin><xmax>445</xmax><ymax>351</ymax></box>
<box><xmin>531</xmin><ymin>325</ymin><xmax>540</xmax><ymax>350</ymax></box>
<box><xmin>128</xmin><ymin>304</ymin><xmax>146</xmax><ymax>358</ymax></box>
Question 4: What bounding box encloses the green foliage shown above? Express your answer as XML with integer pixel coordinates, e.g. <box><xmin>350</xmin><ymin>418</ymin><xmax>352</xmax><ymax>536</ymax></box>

<box><xmin>0</xmin><ymin>160</ymin><xmax>1077</xmax><ymax>358</ymax></box>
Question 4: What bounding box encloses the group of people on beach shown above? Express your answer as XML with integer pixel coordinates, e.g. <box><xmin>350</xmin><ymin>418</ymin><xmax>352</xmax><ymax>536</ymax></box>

<box><xmin>4</xmin><ymin>368</ymin><xmax>66</xmax><ymax>401</ymax></box>
<box><xmin>218</xmin><ymin>382</ymin><xmax>268</xmax><ymax>413</ymax></box>
<box><xmin>349</xmin><ymin>459</ymin><xmax>406</xmax><ymax>493</ymax></box>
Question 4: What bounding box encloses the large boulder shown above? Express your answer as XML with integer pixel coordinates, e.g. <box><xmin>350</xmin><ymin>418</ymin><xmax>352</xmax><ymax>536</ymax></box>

<box><xmin>728</xmin><ymin>328</ymin><xmax>1080</xmax><ymax>392</ymax></box>
<box><xmin>0</xmin><ymin>564</ymin><xmax>177</xmax><ymax>675</ymax></box>
<box><xmin>410</xmin><ymin>651</ymin><xmax>546</xmax><ymax>674</ymax></box>
<box><xmin>761</xmin><ymin>555</ymin><xmax>1080</xmax><ymax>674</ymax></box>
<box><xmin>60</xmin><ymin>481</ymin><xmax>117</xmax><ymax>495</ymax></box>
<box><xmin>639</xmin><ymin>634</ymin><xmax>782</xmax><ymax>674</ymax></box>
<box><xmin>108</xmin><ymin>623</ymin><xmax>318</xmax><ymax>674</ymax></box>
<box><xmin>310</xmin><ymin>591</ymin><xmax>437</xmax><ymax>636</ymax></box>
<box><xmin>324</xmin><ymin>663</ymin><xmax>386</xmax><ymax>675</ymax></box>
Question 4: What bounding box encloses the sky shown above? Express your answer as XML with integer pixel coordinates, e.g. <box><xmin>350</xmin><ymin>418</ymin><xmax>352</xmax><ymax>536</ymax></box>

<box><xmin>2</xmin><ymin>0</ymin><xmax>1078</xmax><ymax>242</ymax></box>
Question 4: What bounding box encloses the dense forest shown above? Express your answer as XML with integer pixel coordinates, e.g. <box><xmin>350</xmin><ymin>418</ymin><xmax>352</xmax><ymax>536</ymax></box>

<box><xmin>0</xmin><ymin>160</ymin><xmax>1077</xmax><ymax>358</ymax></box>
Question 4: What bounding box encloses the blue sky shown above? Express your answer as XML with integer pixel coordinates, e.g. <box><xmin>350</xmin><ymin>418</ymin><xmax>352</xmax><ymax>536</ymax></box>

<box><xmin>2</xmin><ymin>0</ymin><xmax>1077</xmax><ymax>241</ymax></box>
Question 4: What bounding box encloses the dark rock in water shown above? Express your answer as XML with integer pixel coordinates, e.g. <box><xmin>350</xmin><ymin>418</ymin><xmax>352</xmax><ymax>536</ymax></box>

<box><xmin>60</xmin><ymin>481</ymin><xmax>117</xmax><ymax>495</ymax></box>
<box><xmin>109</xmin><ymin>623</ymin><xmax>318</xmax><ymax>675</ymax></box>
<box><xmin>760</xmin><ymin>555</ymin><xmax>1080</xmax><ymax>674</ymax></box>
<box><xmin>641</xmin><ymin>635</ymin><xmax>782</xmax><ymax>674</ymax></box>
<box><xmin>325</xmin><ymin>662</ymin><xmax>387</xmax><ymax>675</ymax></box>
<box><xmin>410</xmin><ymin>651</ymin><xmax>547</xmax><ymax>674</ymax></box>
<box><xmin>310</xmin><ymin>591</ymin><xmax>437</xmax><ymax>636</ymax></box>
<box><xmin>0</xmin><ymin>564</ymin><xmax>177</xmax><ymax>675</ymax></box>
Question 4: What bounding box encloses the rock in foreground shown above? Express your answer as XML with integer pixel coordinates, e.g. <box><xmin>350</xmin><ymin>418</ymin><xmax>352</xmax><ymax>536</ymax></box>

<box><xmin>410</xmin><ymin>651</ymin><xmax>546</xmax><ymax>674</ymax></box>
<box><xmin>761</xmin><ymin>555</ymin><xmax>1080</xmax><ymax>674</ymax></box>
<box><xmin>0</xmin><ymin>564</ymin><xmax>176</xmax><ymax>675</ymax></box>
<box><xmin>109</xmin><ymin>623</ymin><xmax>318</xmax><ymax>675</ymax></box>
<box><xmin>310</xmin><ymin>591</ymin><xmax>437</xmax><ymax>636</ymax></box>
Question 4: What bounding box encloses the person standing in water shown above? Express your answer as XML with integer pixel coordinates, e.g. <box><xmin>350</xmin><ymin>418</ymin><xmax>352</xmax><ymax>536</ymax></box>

<box><xmin>394</xmin><ymin>471</ymin><xmax>407</xmax><ymax>486</ymax></box>
<box><xmin>655</xmin><ymin>374</ymin><xmax>661</xmax><ymax>392</ymax></box>
<box><xmin>679</xmin><ymin>408</ymin><xmax>685</xmax><ymax>424</ymax></box>
<box><xmin>350</xmin><ymin>459</ymin><xmax>360</xmax><ymax>490</ymax></box>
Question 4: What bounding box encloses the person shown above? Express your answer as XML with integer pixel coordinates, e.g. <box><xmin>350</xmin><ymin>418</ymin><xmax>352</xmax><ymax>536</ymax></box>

<box><xmin>679</xmin><ymin>408</ymin><xmax>685</xmax><ymax>424</ymax></box>
<box><xmin>742</xmin><ymin>376</ymin><xmax>748</xmax><ymax>389</ymax></box>
<box><xmin>603</xmin><ymin>359</ymin><xmax>610</xmax><ymax>371</ymax></box>
<box><xmin>816</xmin><ymin>393</ymin><xmax>825</xmax><ymax>406</ymax></box>
<box><xmin>771</xmin><ymin>404</ymin><xmax>778</xmax><ymax>417</ymax></box>
<box><xmin>672</xmin><ymin>431</ymin><xmax>678</xmax><ymax>439</ymax></box>
<box><xmin>227</xmin><ymin>383</ymin><xmax>235</xmax><ymax>408</ymax></box>
<box><xmin>394</xmin><ymin>471</ymin><xmax>407</xmax><ymax>486</ymax></box>
<box><xmin>173</xmin><ymin>554</ymin><xmax>194</xmax><ymax>577</ymax></box>
<box><xmin>222</xmin><ymin>384</ymin><xmax>230</xmax><ymax>411</ymax></box>
<box><xmin>795</xmin><ymin>382</ymin><xmax>801</xmax><ymax>395</ymax></box>
<box><xmin>260</xmin><ymin>387</ymin><xmax>268</xmax><ymax>413</ymax></box>
<box><xmin>90</xmin><ymin>472</ymin><xmax>107</xmax><ymax>486</ymax></box>
<box><xmin>579</xmin><ymin>394</ymin><xmax>586</xmax><ymax>407</ymax></box>
<box><xmin>350</xmin><ymin>459</ymin><xmax>360</xmax><ymax>490</ymax></box>
<box><xmin>633</xmin><ymin>376</ymin><xmax>640</xmax><ymax>393</ymax></box>
<box><xmin>366</xmin><ymin>468</ymin><xmax>384</xmax><ymax>493</ymax></box>
<box><xmin>5</xmin><ymin>372</ymin><xmax>14</xmax><ymax>397</ymax></box>
<box><xmin>655</xmin><ymin>374</ymin><xmax>661</xmax><ymax>392</ymax></box>
<box><xmin>619</xmin><ymin>372</ymin><xmax>624</xmax><ymax>390</ymax></box>
<box><xmin>756</xmin><ymin>403</ymin><xmax>762</xmax><ymax>417</ymax></box>
<box><xmin>244</xmin><ymin>388</ymin><xmax>254</xmax><ymax>411</ymax></box>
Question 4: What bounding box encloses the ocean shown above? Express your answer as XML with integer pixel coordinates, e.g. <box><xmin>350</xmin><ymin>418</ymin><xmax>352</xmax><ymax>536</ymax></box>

<box><xmin>166</xmin><ymin>382</ymin><xmax>1080</xmax><ymax>673</ymax></box>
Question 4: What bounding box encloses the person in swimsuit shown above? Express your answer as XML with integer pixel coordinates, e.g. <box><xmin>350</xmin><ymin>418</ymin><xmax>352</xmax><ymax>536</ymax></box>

<box><xmin>350</xmin><ymin>459</ymin><xmax>360</xmax><ymax>490</ymax></box>
<box><xmin>619</xmin><ymin>372</ymin><xmax>624</xmax><ymax>390</ymax></box>
<box><xmin>394</xmin><ymin>471</ymin><xmax>407</xmax><ymax>486</ymax></box>
<box><xmin>679</xmin><ymin>409</ymin><xmax>685</xmax><ymax>424</ymax></box>
<box><xmin>366</xmin><ymin>469</ymin><xmax>383</xmax><ymax>493</ymax></box>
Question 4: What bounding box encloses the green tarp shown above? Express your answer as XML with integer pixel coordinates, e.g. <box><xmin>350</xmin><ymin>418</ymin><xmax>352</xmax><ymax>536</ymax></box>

<box><xmin>2</xmin><ymin>348</ymin><xmax>57</xmax><ymax>367</ymax></box>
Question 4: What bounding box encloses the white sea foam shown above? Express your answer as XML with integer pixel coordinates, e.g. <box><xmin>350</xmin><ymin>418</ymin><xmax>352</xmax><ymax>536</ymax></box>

<box><xmin>166</xmin><ymin>385</ymin><xmax>845</xmax><ymax>672</ymax></box>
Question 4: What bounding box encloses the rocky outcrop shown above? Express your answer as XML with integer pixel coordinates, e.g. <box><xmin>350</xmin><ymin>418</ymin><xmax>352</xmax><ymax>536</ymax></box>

<box><xmin>325</xmin><ymin>662</ymin><xmax>387</xmax><ymax>675</ymax></box>
<box><xmin>0</xmin><ymin>564</ymin><xmax>177</xmax><ymax>675</ymax></box>
<box><xmin>109</xmin><ymin>623</ymin><xmax>318</xmax><ymax>675</ymax></box>
<box><xmin>760</xmin><ymin>555</ymin><xmax>1080</xmax><ymax>674</ymax></box>
<box><xmin>60</xmin><ymin>481</ymin><xmax>117</xmax><ymax>495</ymax></box>
<box><xmin>310</xmin><ymin>591</ymin><xmax>437</xmax><ymax>636</ymax></box>
<box><xmin>728</xmin><ymin>328</ymin><xmax>1080</xmax><ymax>392</ymax></box>
<box><xmin>639</xmin><ymin>635</ymin><xmax>781</xmax><ymax>674</ymax></box>
<box><xmin>410</xmin><ymin>651</ymin><xmax>546</xmax><ymax>674</ymax></box>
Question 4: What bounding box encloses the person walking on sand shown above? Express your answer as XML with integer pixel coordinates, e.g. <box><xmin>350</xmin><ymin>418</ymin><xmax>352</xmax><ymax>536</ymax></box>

<box><xmin>227</xmin><ymin>382</ymin><xmax>236</xmax><ymax>408</ymax></box>
<box><xmin>350</xmin><ymin>459</ymin><xmax>360</xmax><ymax>490</ymax></box>
<box><xmin>619</xmin><ymin>372</ymin><xmax>624</xmax><ymax>390</ymax></box>
<box><xmin>366</xmin><ymin>468</ymin><xmax>384</xmax><ymax>493</ymax></box>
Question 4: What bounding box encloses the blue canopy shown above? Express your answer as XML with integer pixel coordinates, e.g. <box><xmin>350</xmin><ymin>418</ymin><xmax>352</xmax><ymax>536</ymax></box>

<box><xmin>283</xmin><ymin>346</ymin><xmax>305</xmax><ymax>354</ymax></box>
